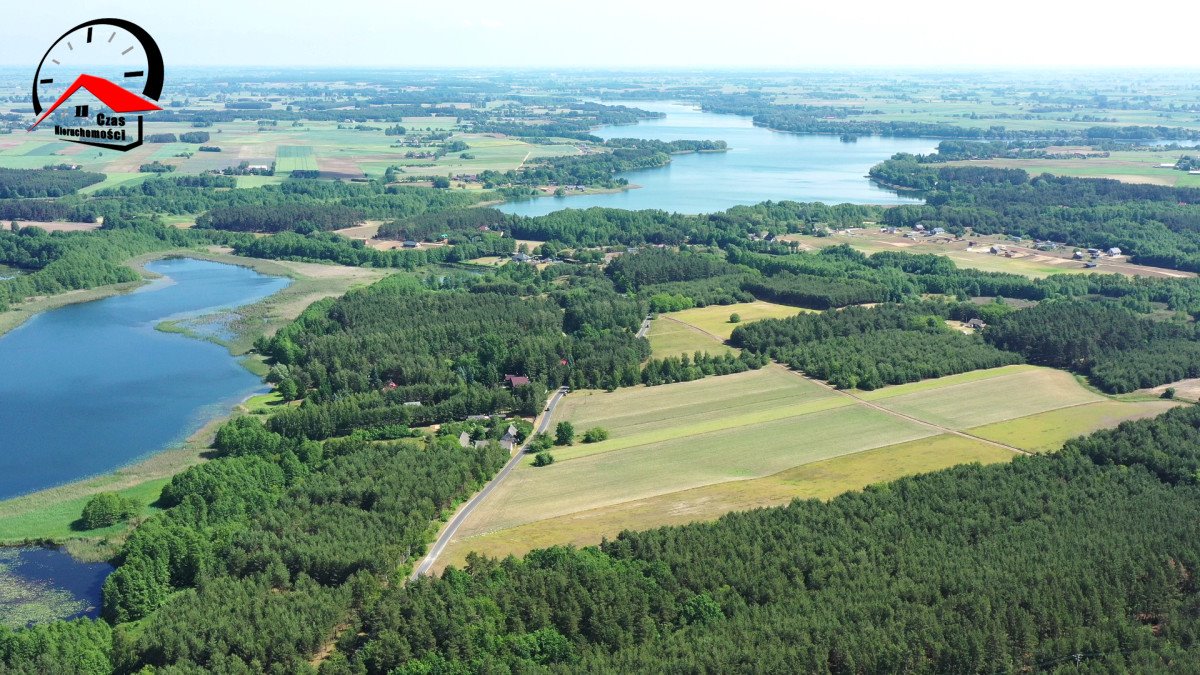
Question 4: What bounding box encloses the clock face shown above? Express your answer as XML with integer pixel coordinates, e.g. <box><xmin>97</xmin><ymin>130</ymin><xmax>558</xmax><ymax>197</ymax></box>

<box><xmin>32</xmin><ymin>18</ymin><xmax>163</xmax><ymax>115</ymax></box>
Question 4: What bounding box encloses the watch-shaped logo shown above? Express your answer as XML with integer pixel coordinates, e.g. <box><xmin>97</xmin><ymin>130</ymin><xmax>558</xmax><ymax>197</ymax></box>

<box><xmin>27</xmin><ymin>18</ymin><xmax>164</xmax><ymax>152</ymax></box>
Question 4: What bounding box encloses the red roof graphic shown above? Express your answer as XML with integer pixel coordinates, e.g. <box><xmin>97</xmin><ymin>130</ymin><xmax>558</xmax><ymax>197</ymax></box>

<box><xmin>29</xmin><ymin>74</ymin><xmax>161</xmax><ymax>130</ymax></box>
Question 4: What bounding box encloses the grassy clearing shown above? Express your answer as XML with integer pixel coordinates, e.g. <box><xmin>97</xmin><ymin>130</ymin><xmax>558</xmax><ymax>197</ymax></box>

<box><xmin>0</xmin><ymin>479</ymin><xmax>168</xmax><ymax>543</ymax></box>
<box><xmin>869</xmin><ymin>367</ymin><xmax>1104</xmax><ymax>430</ymax></box>
<box><xmin>437</xmin><ymin>433</ymin><xmax>1012</xmax><ymax>570</ymax></box>
<box><xmin>646</xmin><ymin>317</ymin><xmax>733</xmax><ymax>358</ymax></box>
<box><xmin>967</xmin><ymin>399</ymin><xmax>1184</xmax><ymax>453</ymax></box>
<box><xmin>665</xmin><ymin>300</ymin><xmax>810</xmax><ymax>340</ymax></box>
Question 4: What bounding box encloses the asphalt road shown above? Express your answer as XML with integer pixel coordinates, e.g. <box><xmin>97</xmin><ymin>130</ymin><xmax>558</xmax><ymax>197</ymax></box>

<box><xmin>410</xmin><ymin>386</ymin><xmax>568</xmax><ymax>579</ymax></box>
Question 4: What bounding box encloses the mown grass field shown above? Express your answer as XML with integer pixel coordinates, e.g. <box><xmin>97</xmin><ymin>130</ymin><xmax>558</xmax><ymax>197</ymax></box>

<box><xmin>664</xmin><ymin>301</ymin><xmax>810</xmax><ymax>340</ymax></box>
<box><xmin>438</xmin><ymin>359</ymin><xmax>1181</xmax><ymax>570</ymax></box>
<box><xmin>438</xmin><ymin>433</ymin><xmax>1012</xmax><ymax>568</ymax></box>
<box><xmin>646</xmin><ymin>300</ymin><xmax>806</xmax><ymax>357</ymax></box>
<box><xmin>967</xmin><ymin>399</ymin><xmax>1183</xmax><ymax>453</ymax></box>
<box><xmin>647</xmin><ymin>317</ymin><xmax>735</xmax><ymax>358</ymax></box>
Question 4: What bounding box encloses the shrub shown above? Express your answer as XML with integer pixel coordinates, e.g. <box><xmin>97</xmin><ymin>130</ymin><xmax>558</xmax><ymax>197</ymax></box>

<box><xmin>554</xmin><ymin>421</ymin><xmax>575</xmax><ymax>446</ymax></box>
<box><xmin>582</xmin><ymin>427</ymin><xmax>609</xmax><ymax>443</ymax></box>
<box><xmin>532</xmin><ymin>452</ymin><xmax>555</xmax><ymax>467</ymax></box>
<box><xmin>80</xmin><ymin>492</ymin><xmax>140</xmax><ymax>530</ymax></box>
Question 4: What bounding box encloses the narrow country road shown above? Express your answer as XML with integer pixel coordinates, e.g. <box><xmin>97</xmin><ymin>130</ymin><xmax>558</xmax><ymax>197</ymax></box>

<box><xmin>410</xmin><ymin>386</ymin><xmax>568</xmax><ymax>579</ymax></box>
<box><xmin>636</xmin><ymin>314</ymin><xmax>652</xmax><ymax>338</ymax></box>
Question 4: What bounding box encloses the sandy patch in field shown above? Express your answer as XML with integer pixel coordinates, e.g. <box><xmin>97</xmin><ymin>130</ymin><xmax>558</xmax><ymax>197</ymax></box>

<box><xmin>1138</xmin><ymin>378</ymin><xmax>1200</xmax><ymax>403</ymax></box>
<box><xmin>318</xmin><ymin>156</ymin><xmax>366</xmax><ymax>180</ymax></box>
<box><xmin>333</xmin><ymin>220</ymin><xmax>384</xmax><ymax>239</ymax></box>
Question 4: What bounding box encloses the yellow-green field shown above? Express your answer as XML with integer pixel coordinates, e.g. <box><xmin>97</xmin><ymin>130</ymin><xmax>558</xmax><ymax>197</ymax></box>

<box><xmin>947</xmin><ymin>150</ymin><xmax>1200</xmax><ymax>189</ymax></box>
<box><xmin>437</xmin><ymin>360</ymin><xmax>1179</xmax><ymax>570</ymax></box>
<box><xmin>438</xmin><ymin>434</ymin><xmax>1012</xmax><ymax>565</ymax></box>
<box><xmin>663</xmin><ymin>301</ymin><xmax>810</xmax><ymax>340</ymax></box>
<box><xmin>968</xmin><ymin>399</ymin><xmax>1182</xmax><ymax>453</ymax></box>
<box><xmin>646</xmin><ymin>300</ymin><xmax>806</xmax><ymax>358</ymax></box>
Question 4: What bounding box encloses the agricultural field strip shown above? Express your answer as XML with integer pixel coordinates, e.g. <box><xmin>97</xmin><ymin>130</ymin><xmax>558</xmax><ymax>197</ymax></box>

<box><xmin>437</xmin><ymin>434</ymin><xmax>1015</xmax><ymax>571</ymax></box>
<box><xmin>471</xmin><ymin>405</ymin><xmax>940</xmax><ymax>534</ymax></box>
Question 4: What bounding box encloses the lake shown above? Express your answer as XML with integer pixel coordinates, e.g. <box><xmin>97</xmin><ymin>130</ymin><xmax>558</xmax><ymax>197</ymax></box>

<box><xmin>0</xmin><ymin>547</ymin><xmax>112</xmax><ymax>627</ymax></box>
<box><xmin>0</xmin><ymin>257</ymin><xmax>289</xmax><ymax>500</ymax></box>
<box><xmin>497</xmin><ymin>101</ymin><xmax>936</xmax><ymax>217</ymax></box>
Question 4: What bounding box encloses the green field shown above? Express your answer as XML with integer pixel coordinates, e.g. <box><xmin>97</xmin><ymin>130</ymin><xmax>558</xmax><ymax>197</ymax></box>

<box><xmin>275</xmin><ymin>145</ymin><xmax>318</xmax><ymax>173</ymax></box>
<box><xmin>0</xmin><ymin>479</ymin><xmax>168</xmax><ymax>543</ymax></box>
<box><xmin>438</xmin><ymin>362</ymin><xmax>1178</xmax><ymax>569</ymax></box>
<box><xmin>437</xmin><ymin>433</ymin><xmax>1013</xmax><ymax>567</ymax></box>
<box><xmin>647</xmin><ymin>300</ymin><xmax>806</xmax><ymax>357</ymax></box>
<box><xmin>664</xmin><ymin>301</ymin><xmax>810</xmax><ymax>340</ymax></box>
<box><xmin>967</xmin><ymin>399</ymin><xmax>1183</xmax><ymax>453</ymax></box>
<box><xmin>647</xmin><ymin>317</ymin><xmax>735</xmax><ymax>358</ymax></box>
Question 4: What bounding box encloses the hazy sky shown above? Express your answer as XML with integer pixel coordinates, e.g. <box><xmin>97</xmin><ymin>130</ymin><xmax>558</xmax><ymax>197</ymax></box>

<box><xmin>1</xmin><ymin>0</ymin><xmax>1196</xmax><ymax>69</ymax></box>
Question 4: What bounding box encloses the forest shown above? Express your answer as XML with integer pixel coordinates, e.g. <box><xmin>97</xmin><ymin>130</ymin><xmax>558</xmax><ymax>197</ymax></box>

<box><xmin>0</xmin><ymin>167</ymin><xmax>105</xmax><ymax>198</ymax></box>
<box><xmin>984</xmin><ymin>299</ymin><xmax>1200</xmax><ymax>393</ymax></box>
<box><xmin>479</xmin><ymin>139</ymin><xmax>727</xmax><ymax>190</ymax></box>
<box><xmin>334</xmin><ymin>406</ymin><xmax>1200</xmax><ymax>672</ymax></box>
<box><xmin>732</xmin><ymin>302</ymin><xmax>1021</xmax><ymax>389</ymax></box>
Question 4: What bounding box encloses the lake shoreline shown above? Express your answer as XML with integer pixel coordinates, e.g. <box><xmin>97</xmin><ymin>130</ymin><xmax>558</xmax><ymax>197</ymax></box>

<box><xmin>0</xmin><ymin>251</ymin><xmax>387</xmax><ymax>556</ymax></box>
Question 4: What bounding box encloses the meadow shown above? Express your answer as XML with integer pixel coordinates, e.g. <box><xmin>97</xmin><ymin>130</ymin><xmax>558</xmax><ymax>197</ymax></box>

<box><xmin>646</xmin><ymin>300</ymin><xmax>805</xmax><ymax>357</ymax></box>
<box><xmin>436</xmin><ymin>355</ymin><xmax>1181</xmax><ymax>570</ymax></box>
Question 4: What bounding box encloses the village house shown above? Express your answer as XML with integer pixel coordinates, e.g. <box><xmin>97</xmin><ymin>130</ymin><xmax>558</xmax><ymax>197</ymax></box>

<box><xmin>965</xmin><ymin>318</ymin><xmax>986</xmax><ymax>331</ymax></box>
<box><xmin>503</xmin><ymin>374</ymin><xmax>530</xmax><ymax>388</ymax></box>
<box><xmin>458</xmin><ymin>431</ymin><xmax>471</xmax><ymax>448</ymax></box>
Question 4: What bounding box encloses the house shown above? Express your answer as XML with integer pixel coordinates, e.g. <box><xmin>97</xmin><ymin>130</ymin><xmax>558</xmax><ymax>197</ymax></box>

<box><xmin>915</xmin><ymin>224</ymin><xmax>926</xmax><ymax>232</ymax></box>
<box><xmin>931</xmin><ymin>227</ymin><xmax>946</xmax><ymax>235</ymax></box>
<box><xmin>965</xmin><ymin>318</ymin><xmax>986</xmax><ymax>331</ymax></box>
<box><xmin>403</xmin><ymin>401</ymin><xmax>422</xmax><ymax>407</ymax></box>
<box><xmin>1073</xmin><ymin>250</ymin><xmax>1084</xmax><ymax>259</ymax></box>
<box><xmin>458</xmin><ymin>431</ymin><xmax>471</xmax><ymax>448</ymax></box>
<box><xmin>512</xmin><ymin>252</ymin><xmax>531</xmax><ymax>263</ymax></box>
<box><xmin>402</xmin><ymin>240</ymin><xmax>419</xmax><ymax>248</ymax></box>
<box><xmin>466</xmin><ymin>414</ymin><xmax>490</xmax><ymax>421</ymax></box>
<box><xmin>503</xmin><ymin>374</ymin><xmax>530</xmax><ymax>388</ymax></box>
<box><xmin>1084</xmin><ymin>262</ymin><xmax>1098</xmax><ymax>268</ymax></box>
<box><xmin>501</xmin><ymin>424</ymin><xmax>518</xmax><ymax>446</ymax></box>
<box><xmin>1107</xmin><ymin>247</ymin><xmax>1122</xmax><ymax>257</ymax></box>
<box><xmin>989</xmin><ymin>245</ymin><xmax>1003</xmax><ymax>254</ymax></box>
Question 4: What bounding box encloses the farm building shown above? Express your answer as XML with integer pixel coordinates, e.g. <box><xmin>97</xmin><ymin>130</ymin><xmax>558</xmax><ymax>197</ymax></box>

<box><xmin>965</xmin><ymin>318</ymin><xmax>986</xmax><ymax>331</ymax></box>
<box><xmin>458</xmin><ymin>431</ymin><xmax>471</xmax><ymax>448</ymax></box>
<box><xmin>1107</xmin><ymin>247</ymin><xmax>1122</xmax><ymax>256</ymax></box>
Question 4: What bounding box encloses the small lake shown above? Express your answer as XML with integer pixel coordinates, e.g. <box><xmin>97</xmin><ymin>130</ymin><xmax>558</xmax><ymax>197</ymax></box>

<box><xmin>0</xmin><ymin>257</ymin><xmax>289</xmax><ymax>499</ymax></box>
<box><xmin>497</xmin><ymin>101</ymin><xmax>936</xmax><ymax>217</ymax></box>
<box><xmin>0</xmin><ymin>547</ymin><xmax>112</xmax><ymax>627</ymax></box>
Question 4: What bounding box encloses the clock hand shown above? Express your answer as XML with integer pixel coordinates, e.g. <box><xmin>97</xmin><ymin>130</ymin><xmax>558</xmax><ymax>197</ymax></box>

<box><xmin>29</xmin><ymin>73</ymin><xmax>160</xmax><ymax>131</ymax></box>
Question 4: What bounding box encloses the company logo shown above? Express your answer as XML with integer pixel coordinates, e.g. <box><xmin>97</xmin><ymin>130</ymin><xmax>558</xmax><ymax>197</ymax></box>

<box><xmin>28</xmin><ymin>18</ymin><xmax>164</xmax><ymax>151</ymax></box>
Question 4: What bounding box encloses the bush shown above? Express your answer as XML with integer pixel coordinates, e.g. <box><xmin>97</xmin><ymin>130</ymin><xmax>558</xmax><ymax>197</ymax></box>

<box><xmin>729</xmin><ymin>313</ymin><xmax>741</xmax><ymax>323</ymax></box>
<box><xmin>1163</xmin><ymin>387</ymin><xmax>1177</xmax><ymax>400</ymax></box>
<box><xmin>532</xmin><ymin>452</ymin><xmax>555</xmax><ymax>467</ymax></box>
<box><xmin>555</xmin><ymin>421</ymin><xmax>575</xmax><ymax>446</ymax></box>
<box><xmin>80</xmin><ymin>492</ymin><xmax>140</xmax><ymax>530</ymax></box>
<box><xmin>582</xmin><ymin>427</ymin><xmax>609</xmax><ymax>443</ymax></box>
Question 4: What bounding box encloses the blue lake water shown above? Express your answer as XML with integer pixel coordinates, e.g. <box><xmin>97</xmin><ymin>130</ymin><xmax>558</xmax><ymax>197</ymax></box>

<box><xmin>0</xmin><ymin>257</ymin><xmax>289</xmax><ymax>500</ymax></box>
<box><xmin>497</xmin><ymin>101</ymin><xmax>937</xmax><ymax>217</ymax></box>
<box><xmin>0</xmin><ymin>547</ymin><xmax>113</xmax><ymax>627</ymax></box>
